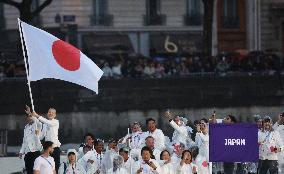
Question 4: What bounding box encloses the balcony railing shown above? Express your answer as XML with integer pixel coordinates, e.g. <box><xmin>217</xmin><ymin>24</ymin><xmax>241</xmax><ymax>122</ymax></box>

<box><xmin>184</xmin><ymin>14</ymin><xmax>203</xmax><ymax>26</ymax></box>
<box><xmin>222</xmin><ymin>16</ymin><xmax>240</xmax><ymax>29</ymax></box>
<box><xmin>90</xmin><ymin>14</ymin><xmax>113</xmax><ymax>26</ymax></box>
<box><xmin>144</xmin><ymin>14</ymin><xmax>166</xmax><ymax>26</ymax></box>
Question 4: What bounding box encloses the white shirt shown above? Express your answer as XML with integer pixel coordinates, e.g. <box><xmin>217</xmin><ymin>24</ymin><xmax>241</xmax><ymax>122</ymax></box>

<box><xmin>171</xmin><ymin>154</ymin><xmax>181</xmax><ymax>164</ymax></box>
<box><xmin>80</xmin><ymin>150</ymin><xmax>104</xmax><ymax>172</ymax></box>
<box><xmin>107</xmin><ymin>167</ymin><xmax>129</xmax><ymax>174</ymax></box>
<box><xmin>34</xmin><ymin>156</ymin><xmax>55</xmax><ymax>174</ymax></box>
<box><xmin>122</xmin><ymin>132</ymin><xmax>146</xmax><ymax>150</ymax></box>
<box><xmin>123</xmin><ymin>157</ymin><xmax>139</xmax><ymax>174</ymax></box>
<box><xmin>258</xmin><ymin>130</ymin><xmax>284</xmax><ymax>160</ymax></box>
<box><xmin>195</xmin><ymin>132</ymin><xmax>209</xmax><ymax>161</ymax></box>
<box><xmin>138</xmin><ymin>159</ymin><xmax>161</xmax><ymax>174</ymax></box>
<box><xmin>169</xmin><ymin>120</ymin><xmax>190</xmax><ymax>145</ymax></box>
<box><xmin>177</xmin><ymin>163</ymin><xmax>198</xmax><ymax>174</ymax></box>
<box><xmin>20</xmin><ymin>118</ymin><xmax>42</xmax><ymax>154</ymax></box>
<box><xmin>193</xmin><ymin>155</ymin><xmax>210</xmax><ymax>174</ymax></box>
<box><xmin>58</xmin><ymin>162</ymin><xmax>86</xmax><ymax>174</ymax></box>
<box><xmin>152</xmin><ymin>149</ymin><xmax>161</xmax><ymax>161</ymax></box>
<box><xmin>38</xmin><ymin>116</ymin><xmax>61</xmax><ymax>147</ymax></box>
<box><xmin>160</xmin><ymin>162</ymin><xmax>176</xmax><ymax>174</ymax></box>
<box><xmin>145</xmin><ymin>129</ymin><xmax>166</xmax><ymax>151</ymax></box>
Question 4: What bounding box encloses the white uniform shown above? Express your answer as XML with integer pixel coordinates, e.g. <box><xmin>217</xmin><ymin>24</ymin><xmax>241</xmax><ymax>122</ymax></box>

<box><xmin>258</xmin><ymin>130</ymin><xmax>284</xmax><ymax>160</ymax></box>
<box><xmin>138</xmin><ymin>159</ymin><xmax>162</xmax><ymax>174</ymax></box>
<box><xmin>171</xmin><ymin>154</ymin><xmax>181</xmax><ymax>164</ymax></box>
<box><xmin>195</xmin><ymin>132</ymin><xmax>209</xmax><ymax>161</ymax></box>
<box><xmin>80</xmin><ymin>150</ymin><xmax>104</xmax><ymax>173</ymax></box>
<box><xmin>169</xmin><ymin>120</ymin><xmax>190</xmax><ymax>146</ymax></box>
<box><xmin>193</xmin><ymin>155</ymin><xmax>209</xmax><ymax>174</ymax></box>
<box><xmin>160</xmin><ymin>162</ymin><xmax>176</xmax><ymax>174</ymax></box>
<box><xmin>58</xmin><ymin>149</ymin><xmax>86</xmax><ymax>174</ymax></box>
<box><xmin>152</xmin><ymin>148</ymin><xmax>161</xmax><ymax>161</ymax></box>
<box><xmin>122</xmin><ymin>157</ymin><xmax>139</xmax><ymax>174</ymax></box>
<box><xmin>122</xmin><ymin>132</ymin><xmax>146</xmax><ymax>149</ymax></box>
<box><xmin>177</xmin><ymin>163</ymin><xmax>198</xmax><ymax>174</ymax></box>
<box><xmin>145</xmin><ymin>129</ymin><xmax>166</xmax><ymax>151</ymax></box>
<box><xmin>38</xmin><ymin>116</ymin><xmax>61</xmax><ymax>147</ymax></box>
<box><xmin>78</xmin><ymin>145</ymin><xmax>95</xmax><ymax>160</ymax></box>
<box><xmin>20</xmin><ymin>118</ymin><xmax>42</xmax><ymax>155</ymax></box>
<box><xmin>273</xmin><ymin>123</ymin><xmax>284</xmax><ymax>172</ymax></box>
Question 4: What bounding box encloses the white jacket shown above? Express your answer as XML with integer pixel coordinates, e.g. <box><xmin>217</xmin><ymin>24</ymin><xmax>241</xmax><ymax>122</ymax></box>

<box><xmin>169</xmin><ymin>120</ymin><xmax>190</xmax><ymax>145</ymax></box>
<box><xmin>177</xmin><ymin>163</ymin><xmax>198</xmax><ymax>174</ymax></box>
<box><xmin>145</xmin><ymin>129</ymin><xmax>166</xmax><ymax>151</ymax></box>
<box><xmin>122</xmin><ymin>132</ymin><xmax>146</xmax><ymax>150</ymax></box>
<box><xmin>258</xmin><ymin>130</ymin><xmax>284</xmax><ymax>160</ymax></box>
<box><xmin>195</xmin><ymin>132</ymin><xmax>209</xmax><ymax>161</ymax></box>
<box><xmin>20</xmin><ymin>118</ymin><xmax>42</xmax><ymax>154</ymax></box>
<box><xmin>138</xmin><ymin>159</ymin><xmax>161</xmax><ymax>174</ymax></box>
<box><xmin>38</xmin><ymin>116</ymin><xmax>61</xmax><ymax>147</ymax></box>
<box><xmin>58</xmin><ymin>149</ymin><xmax>86</xmax><ymax>174</ymax></box>
<box><xmin>160</xmin><ymin>162</ymin><xmax>176</xmax><ymax>174</ymax></box>
<box><xmin>80</xmin><ymin>150</ymin><xmax>104</xmax><ymax>173</ymax></box>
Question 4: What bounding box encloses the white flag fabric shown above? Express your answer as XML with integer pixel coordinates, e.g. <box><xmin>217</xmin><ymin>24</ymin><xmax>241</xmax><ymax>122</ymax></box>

<box><xmin>18</xmin><ymin>19</ymin><xmax>103</xmax><ymax>93</ymax></box>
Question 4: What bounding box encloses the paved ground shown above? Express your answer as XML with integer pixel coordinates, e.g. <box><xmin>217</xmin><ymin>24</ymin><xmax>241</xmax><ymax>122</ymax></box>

<box><xmin>0</xmin><ymin>144</ymin><xmax>78</xmax><ymax>174</ymax></box>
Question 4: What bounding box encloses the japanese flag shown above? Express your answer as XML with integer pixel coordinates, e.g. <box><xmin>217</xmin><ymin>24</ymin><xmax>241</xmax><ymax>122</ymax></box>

<box><xmin>18</xmin><ymin>19</ymin><xmax>103</xmax><ymax>93</ymax></box>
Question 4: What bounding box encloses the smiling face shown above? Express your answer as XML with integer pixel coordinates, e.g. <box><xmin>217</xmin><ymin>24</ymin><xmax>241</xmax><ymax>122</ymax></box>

<box><xmin>145</xmin><ymin>137</ymin><xmax>155</xmax><ymax>150</ymax></box>
<box><xmin>147</xmin><ymin>120</ymin><xmax>156</xmax><ymax>132</ymax></box>
<box><xmin>142</xmin><ymin>150</ymin><xmax>151</xmax><ymax>161</ymax></box>
<box><xmin>161</xmin><ymin>151</ymin><xmax>171</xmax><ymax>161</ymax></box>
<box><xmin>95</xmin><ymin>142</ymin><xmax>104</xmax><ymax>154</ymax></box>
<box><xmin>263</xmin><ymin>120</ymin><xmax>272</xmax><ymax>130</ymax></box>
<box><xmin>183</xmin><ymin>151</ymin><xmax>192</xmax><ymax>164</ymax></box>
<box><xmin>47</xmin><ymin>108</ymin><xmax>56</xmax><ymax>120</ymax></box>
<box><xmin>85</xmin><ymin>136</ymin><xmax>94</xmax><ymax>147</ymax></box>
<box><xmin>132</xmin><ymin>124</ymin><xmax>140</xmax><ymax>133</ymax></box>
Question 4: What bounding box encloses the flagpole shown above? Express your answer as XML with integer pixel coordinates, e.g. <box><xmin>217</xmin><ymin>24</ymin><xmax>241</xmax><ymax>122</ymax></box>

<box><xmin>18</xmin><ymin>19</ymin><xmax>35</xmax><ymax>112</ymax></box>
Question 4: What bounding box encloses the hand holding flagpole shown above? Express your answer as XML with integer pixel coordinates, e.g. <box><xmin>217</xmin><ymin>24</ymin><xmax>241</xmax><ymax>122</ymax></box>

<box><xmin>18</xmin><ymin>19</ymin><xmax>35</xmax><ymax>112</ymax></box>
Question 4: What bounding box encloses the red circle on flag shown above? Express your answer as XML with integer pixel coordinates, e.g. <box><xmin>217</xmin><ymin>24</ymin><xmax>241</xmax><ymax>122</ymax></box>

<box><xmin>52</xmin><ymin>40</ymin><xmax>80</xmax><ymax>71</ymax></box>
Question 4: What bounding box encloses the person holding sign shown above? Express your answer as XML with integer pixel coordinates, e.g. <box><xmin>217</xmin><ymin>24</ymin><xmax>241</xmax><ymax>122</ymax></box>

<box><xmin>258</xmin><ymin>116</ymin><xmax>284</xmax><ymax>174</ymax></box>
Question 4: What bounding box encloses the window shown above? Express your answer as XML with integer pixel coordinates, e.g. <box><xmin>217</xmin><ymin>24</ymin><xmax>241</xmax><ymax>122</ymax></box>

<box><xmin>185</xmin><ymin>0</ymin><xmax>203</xmax><ymax>26</ymax></box>
<box><xmin>0</xmin><ymin>3</ymin><xmax>4</xmax><ymax>29</ymax></box>
<box><xmin>91</xmin><ymin>0</ymin><xmax>112</xmax><ymax>26</ymax></box>
<box><xmin>222</xmin><ymin>0</ymin><xmax>239</xmax><ymax>28</ymax></box>
<box><xmin>145</xmin><ymin>0</ymin><xmax>165</xmax><ymax>25</ymax></box>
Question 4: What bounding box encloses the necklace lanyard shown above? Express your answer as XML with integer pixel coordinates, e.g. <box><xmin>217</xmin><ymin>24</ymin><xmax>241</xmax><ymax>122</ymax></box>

<box><xmin>264</xmin><ymin>131</ymin><xmax>272</xmax><ymax>143</ymax></box>
<box><xmin>41</xmin><ymin>156</ymin><xmax>53</xmax><ymax>168</ymax></box>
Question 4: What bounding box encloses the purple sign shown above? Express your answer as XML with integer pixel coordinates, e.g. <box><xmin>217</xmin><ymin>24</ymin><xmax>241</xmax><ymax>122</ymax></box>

<box><xmin>209</xmin><ymin>123</ymin><xmax>258</xmax><ymax>162</ymax></box>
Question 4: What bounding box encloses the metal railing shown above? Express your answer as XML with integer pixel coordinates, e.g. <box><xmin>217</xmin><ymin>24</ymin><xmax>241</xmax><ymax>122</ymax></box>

<box><xmin>0</xmin><ymin>129</ymin><xmax>8</xmax><ymax>157</ymax></box>
<box><xmin>90</xmin><ymin>14</ymin><xmax>113</xmax><ymax>26</ymax></box>
<box><xmin>184</xmin><ymin>14</ymin><xmax>203</xmax><ymax>26</ymax></box>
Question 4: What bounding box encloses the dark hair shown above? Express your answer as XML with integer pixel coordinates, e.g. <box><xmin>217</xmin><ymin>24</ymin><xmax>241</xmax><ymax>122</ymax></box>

<box><xmin>189</xmin><ymin>146</ymin><xmax>199</xmax><ymax>160</ymax></box>
<box><xmin>141</xmin><ymin>146</ymin><xmax>155</xmax><ymax>159</ymax></box>
<box><xmin>119</xmin><ymin>147</ymin><xmax>129</xmax><ymax>154</ymax></box>
<box><xmin>94</xmin><ymin>139</ymin><xmax>104</xmax><ymax>146</ymax></box>
<box><xmin>84</xmin><ymin>133</ymin><xmax>94</xmax><ymax>140</ymax></box>
<box><xmin>200</xmin><ymin>118</ymin><xmax>209</xmax><ymax>123</ymax></box>
<box><xmin>146</xmin><ymin>118</ymin><xmax>156</xmax><ymax>125</ymax></box>
<box><xmin>193</xmin><ymin>120</ymin><xmax>201</xmax><ymax>126</ymax></box>
<box><xmin>145</xmin><ymin>136</ymin><xmax>154</xmax><ymax>141</ymax></box>
<box><xmin>227</xmin><ymin>115</ymin><xmax>237</xmax><ymax>123</ymax></box>
<box><xmin>108</xmin><ymin>138</ymin><xmax>117</xmax><ymax>145</ymax></box>
<box><xmin>160</xmin><ymin>150</ymin><xmax>170</xmax><ymax>160</ymax></box>
<box><xmin>181</xmin><ymin>150</ymin><xmax>192</xmax><ymax>162</ymax></box>
<box><xmin>43</xmin><ymin>141</ymin><xmax>53</xmax><ymax>151</ymax></box>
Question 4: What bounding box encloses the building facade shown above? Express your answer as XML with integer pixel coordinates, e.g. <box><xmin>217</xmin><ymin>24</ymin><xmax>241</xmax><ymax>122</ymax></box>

<box><xmin>0</xmin><ymin>0</ymin><xmax>283</xmax><ymax>57</ymax></box>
